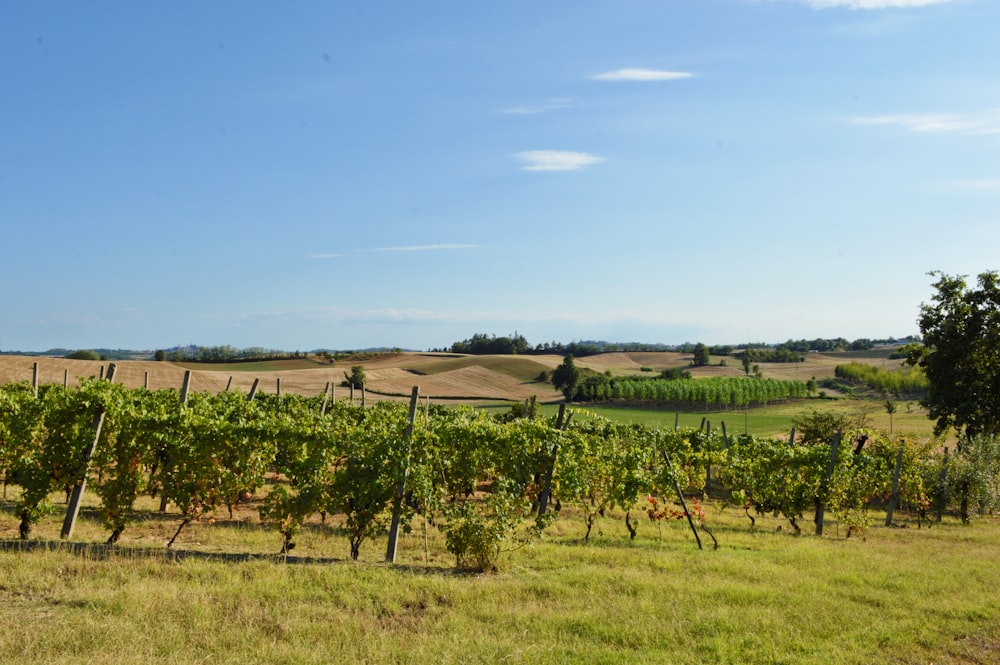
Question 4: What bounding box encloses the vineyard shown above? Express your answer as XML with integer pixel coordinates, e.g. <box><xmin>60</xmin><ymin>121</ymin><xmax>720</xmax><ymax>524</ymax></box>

<box><xmin>4</xmin><ymin>370</ymin><xmax>994</xmax><ymax>571</ymax></box>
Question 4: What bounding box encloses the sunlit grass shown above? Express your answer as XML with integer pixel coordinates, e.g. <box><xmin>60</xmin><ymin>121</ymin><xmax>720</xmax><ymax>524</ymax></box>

<box><xmin>2</xmin><ymin>488</ymin><xmax>999</xmax><ymax>664</ymax></box>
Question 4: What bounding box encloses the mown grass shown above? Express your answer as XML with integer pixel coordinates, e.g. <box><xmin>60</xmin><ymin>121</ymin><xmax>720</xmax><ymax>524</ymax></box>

<box><xmin>482</xmin><ymin>398</ymin><xmax>941</xmax><ymax>441</ymax></box>
<box><xmin>2</xmin><ymin>488</ymin><xmax>998</xmax><ymax>664</ymax></box>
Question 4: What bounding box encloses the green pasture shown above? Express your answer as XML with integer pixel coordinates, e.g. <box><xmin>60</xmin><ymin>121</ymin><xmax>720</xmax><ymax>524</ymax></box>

<box><xmin>482</xmin><ymin>398</ymin><xmax>942</xmax><ymax>441</ymax></box>
<box><xmin>1</xmin><ymin>494</ymin><xmax>997</xmax><ymax>664</ymax></box>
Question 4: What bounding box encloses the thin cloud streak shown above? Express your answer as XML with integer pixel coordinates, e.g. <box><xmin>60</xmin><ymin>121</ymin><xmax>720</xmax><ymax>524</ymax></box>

<box><xmin>591</xmin><ymin>68</ymin><xmax>693</xmax><ymax>82</ymax></box>
<box><xmin>515</xmin><ymin>150</ymin><xmax>605</xmax><ymax>172</ymax></box>
<box><xmin>851</xmin><ymin>112</ymin><xmax>1000</xmax><ymax>135</ymax></box>
<box><xmin>804</xmin><ymin>0</ymin><xmax>955</xmax><ymax>8</ymax></box>
<box><xmin>368</xmin><ymin>244</ymin><xmax>479</xmax><ymax>253</ymax></box>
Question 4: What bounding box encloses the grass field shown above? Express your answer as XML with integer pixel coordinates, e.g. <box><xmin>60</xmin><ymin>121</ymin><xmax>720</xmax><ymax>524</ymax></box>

<box><xmin>1</xmin><ymin>491</ymin><xmax>998</xmax><ymax>664</ymax></box>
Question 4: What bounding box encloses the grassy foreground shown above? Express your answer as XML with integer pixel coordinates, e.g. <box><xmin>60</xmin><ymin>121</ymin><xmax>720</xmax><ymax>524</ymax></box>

<box><xmin>2</xmin><ymin>501</ymin><xmax>999</xmax><ymax>664</ymax></box>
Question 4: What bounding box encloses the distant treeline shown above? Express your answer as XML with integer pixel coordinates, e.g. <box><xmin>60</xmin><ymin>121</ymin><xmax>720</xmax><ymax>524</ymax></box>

<box><xmin>163</xmin><ymin>346</ymin><xmax>307</xmax><ymax>363</ymax></box>
<box><xmin>443</xmin><ymin>334</ymin><xmax>673</xmax><ymax>357</ymax></box>
<box><xmin>442</xmin><ymin>333</ymin><xmax>919</xmax><ymax>358</ymax></box>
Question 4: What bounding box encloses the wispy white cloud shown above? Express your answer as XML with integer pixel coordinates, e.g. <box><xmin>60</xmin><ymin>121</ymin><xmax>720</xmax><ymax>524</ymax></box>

<box><xmin>851</xmin><ymin>111</ymin><xmax>1000</xmax><ymax>135</ymax></box>
<box><xmin>500</xmin><ymin>98</ymin><xmax>576</xmax><ymax>115</ymax></box>
<box><xmin>591</xmin><ymin>68</ymin><xmax>693</xmax><ymax>82</ymax></box>
<box><xmin>368</xmin><ymin>244</ymin><xmax>479</xmax><ymax>253</ymax></box>
<box><xmin>803</xmin><ymin>0</ymin><xmax>955</xmax><ymax>8</ymax></box>
<box><xmin>514</xmin><ymin>150</ymin><xmax>605</xmax><ymax>172</ymax></box>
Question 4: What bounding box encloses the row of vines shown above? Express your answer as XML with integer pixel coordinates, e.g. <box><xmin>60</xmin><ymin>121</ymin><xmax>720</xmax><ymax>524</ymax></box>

<box><xmin>0</xmin><ymin>379</ymin><xmax>995</xmax><ymax>569</ymax></box>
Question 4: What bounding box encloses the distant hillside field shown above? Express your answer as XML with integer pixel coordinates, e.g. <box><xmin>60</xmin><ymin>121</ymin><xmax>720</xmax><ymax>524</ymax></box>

<box><xmin>0</xmin><ymin>350</ymin><xmax>904</xmax><ymax>403</ymax></box>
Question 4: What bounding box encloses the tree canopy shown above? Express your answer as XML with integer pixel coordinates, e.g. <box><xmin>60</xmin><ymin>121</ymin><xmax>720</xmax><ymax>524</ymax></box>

<box><xmin>908</xmin><ymin>271</ymin><xmax>1000</xmax><ymax>438</ymax></box>
<box><xmin>551</xmin><ymin>355</ymin><xmax>580</xmax><ymax>400</ymax></box>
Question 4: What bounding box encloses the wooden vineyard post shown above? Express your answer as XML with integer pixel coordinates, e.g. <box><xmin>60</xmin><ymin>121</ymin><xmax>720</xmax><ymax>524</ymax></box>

<box><xmin>225</xmin><ymin>376</ymin><xmax>233</xmax><ymax>392</ymax></box>
<box><xmin>32</xmin><ymin>362</ymin><xmax>39</xmax><ymax>398</ymax></box>
<box><xmin>349</xmin><ymin>384</ymin><xmax>354</xmax><ymax>403</ymax></box>
<box><xmin>248</xmin><ymin>378</ymin><xmax>260</xmax><ymax>401</ymax></box>
<box><xmin>674</xmin><ymin>412</ymin><xmax>679</xmax><ymax>430</ymax></box>
<box><xmin>361</xmin><ymin>383</ymin><xmax>366</xmax><ymax>408</ymax></box>
<box><xmin>659</xmin><ymin>444</ymin><xmax>703</xmax><ymax>550</ymax></box>
<box><xmin>144</xmin><ymin>371</ymin><xmax>149</xmax><ymax>390</ymax></box>
<box><xmin>815</xmin><ymin>431</ymin><xmax>842</xmax><ymax>536</ymax></box>
<box><xmin>99</xmin><ymin>365</ymin><xmax>105</xmax><ymax>380</ymax></box>
<box><xmin>885</xmin><ymin>443</ymin><xmax>906</xmax><ymax>527</ymax></box>
<box><xmin>276</xmin><ymin>378</ymin><xmax>281</xmax><ymax>398</ymax></box>
<box><xmin>63</xmin><ymin>368</ymin><xmax>68</xmax><ymax>388</ymax></box>
<box><xmin>386</xmin><ymin>386</ymin><xmax>420</xmax><ymax>563</ymax></box>
<box><xmin>721</xmin><ymin>421</ymin><xmax>729</xmax><ymax>449</ymax></box>
<box><xmin>61</xmin><ymin>364</ymin><xmax>117</xmax><ymax>539</ymax></box>
<box><xmin>555</xmin><ymin>403</ymin><xmax>566</xmax><ymax>430</ymax></box>
<box><xmin>159</xmin><ymin>370</ymin><xmax>192</xmax><ymax>512</ymax></box>
<box><xmin>320</xmin><ymin>381</ymin><xmax>331</xmax><ymax>416</ymax></box>
<box><xmin>789</xmin><ymin>428</ymin><xmax>796</xmax><ymax>446</ymax></box>
<box><xmin>538</xmin><ymin>405</ymin><xmax>571</xmax><ymax>517</ymax></box>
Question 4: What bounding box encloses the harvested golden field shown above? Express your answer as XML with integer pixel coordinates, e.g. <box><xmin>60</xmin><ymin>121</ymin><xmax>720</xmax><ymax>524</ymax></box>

<box><xmin>0</xmin><ymin>355</ymin><xmax>559</xmax><ymax>403</ymax></box>
<box><xmin>0</xmin><ymin>349</ymin><xmax>904</xmax><ymax>404</ymax></box>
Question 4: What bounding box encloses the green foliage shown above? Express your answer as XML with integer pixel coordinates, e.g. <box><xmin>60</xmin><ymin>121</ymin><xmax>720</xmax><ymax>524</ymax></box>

<box><xmin>834</xmin><ymin>362</ymin><xmax>928</xmax><ymax>395</ymax></box>
<box><xmin>450</xmin><ymin>332</ymin><xmax>531</xmax><ymax>355</ymax></box>
<box><xmin>65</xmin><ymin>349</ymin><xmax>100</xmax><ymax>361</ymax></box>
<box><xmin>551</xmin><ymin>355</ymin><xmax>581</xmax><ymax>400</ymax></box>
<box><xmin>911</xmin><ymin>271</ymin><xmax>1000</xmax><ymax>437</ymax></box>
<box><xmin>692</xmin><ymin>343</ymin><xmax>710</xmax><ymax>367</ymax></box>
<box><xmin>345</xmin><ymin>365</ymin><xmax>366</xmax><ymax>389</ymax></box>
<box><xmin>739</xmin><ymin>348</ymin><xmax>804</xmax><ymax>364</ymax></box>
<box><xmin>574</xmin><ymin>375</ymin><xmax>807</xmax><ymax>408</ymax></box>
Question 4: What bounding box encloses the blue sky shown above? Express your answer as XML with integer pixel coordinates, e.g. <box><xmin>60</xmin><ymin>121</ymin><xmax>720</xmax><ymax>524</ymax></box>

<box><xmin>2</xmin><ymin>0</ymin><xmax>998</xmax><ymax>352</ymax></box>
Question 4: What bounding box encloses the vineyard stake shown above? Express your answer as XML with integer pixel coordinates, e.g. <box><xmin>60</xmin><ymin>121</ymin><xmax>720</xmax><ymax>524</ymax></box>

<box><xmin>144</xmin><ymin>371</ymin><xmax>149</xmax><ymax>390</ymax></box>
<box><xmin>276</xmin><ymin>378</ymin><xmax>281</xmax><ymax>398</ymax></box>
<box><xmin>538</xmin><ymin>406</ymin><xmax>571</xmax><ymax>517</ymax></box>
<box><xmin>159</xmin><ymin>370</ymin><xmax>191</xmax><ymax>512</ymax></box>
<box><xmin>789</xmin><ymin>427</ymin><xmax>796</xmax><ymax>446</ymax></box>
<box><xmin>32</xmin><ymin>362</ymin><xmax>39</xmax><ymax>398</ymax></box>
<box><xmin>63</xmin><ymin>368</ymin><xmax>68</xmax><ymax>388</ymax></box>
<box><xmin>885</xmin><ymin>443</ymin><xmax>905</xmax><ymax>527</ymax></box>
<box><xmin>225</xmin><ymin>376</ymin><xmax>233</xmax><ymax>392</ymax></box>
<box><xmin>386</xmin><ymin>386</ymin><xmax>420</xmax><ymax>563</ymax></box>
<box><xmin>814</xmin><ymin>431</ymin><xmax>842</xmax><ymax>536</ymax></box>
<box><xmin>659</xmin><ymin>444</ymin><xmax>702</xmax><ymax>550</ymax></box>
<box><xmin>320</xmin><ymin>381</ymin><xmax>331</xmax><ymax>416</ymax></box>
<box><xmin>721</xmin><ymin>421</ymin><xmax>729</xmax><ymax>449</ymax></box>
<box><xmin>248</xmin><ymin>378</ymin><xmax>260</xmax><ymax>401</ymax></box>
<box><xmin>61</xmin><ymin>363</ymin><xmax>117</xmax><ymax>540</ymax></box>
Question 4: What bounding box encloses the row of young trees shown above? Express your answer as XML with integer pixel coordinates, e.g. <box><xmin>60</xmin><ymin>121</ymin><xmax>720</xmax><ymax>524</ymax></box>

<box><xmin>1</xmin><ymin>379</ymin><xmax>995</xmax><ymax>568</ymax></box>
<box><xmin>834</xmin><ymin>362</ymin><xmax>929</xmax><ymax>395</ymax></box>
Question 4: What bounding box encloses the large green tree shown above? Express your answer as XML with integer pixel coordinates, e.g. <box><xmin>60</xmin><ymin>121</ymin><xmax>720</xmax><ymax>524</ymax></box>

<box><xmin>551</xmin><ymin>355</ymin><xmax>581</xmax><ymax>400</ymax></box>
<box><xmin>908</xmin><ymin>271</ymin><xmax>1000</xmax><ymax>438</ymax></box>
<box><xmin>692</xmin><ymin>343</ymin><xmax>710</xmax><ymax>367</ymax></box>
